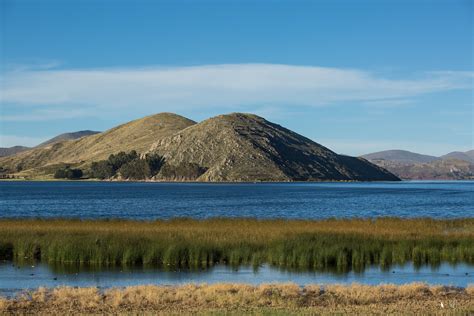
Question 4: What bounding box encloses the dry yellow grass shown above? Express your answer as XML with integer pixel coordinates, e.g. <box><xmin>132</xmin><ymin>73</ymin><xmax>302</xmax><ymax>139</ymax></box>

<box><xmin>0</xmin><ymin>283</ymin><xmax>473</xmax><ymax>314</ymax></box>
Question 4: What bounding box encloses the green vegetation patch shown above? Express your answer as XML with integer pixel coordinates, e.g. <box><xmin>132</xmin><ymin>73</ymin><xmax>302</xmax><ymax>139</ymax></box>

<box><xmin>0</xmin><ymin>218</ymin><xmax>473</xmax><ymax>270</ymax></box>
<box><xmin>89</xmin><ymin>150</ymin><xmax>164</xmax><ymax>180</ymax></box>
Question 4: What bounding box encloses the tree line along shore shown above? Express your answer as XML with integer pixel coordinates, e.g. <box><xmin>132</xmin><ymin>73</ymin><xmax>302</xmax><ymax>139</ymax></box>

<box><xmin>1</xmin><ymin>218</ymin><xmax>473</xmax><ymax>270</ymax></box>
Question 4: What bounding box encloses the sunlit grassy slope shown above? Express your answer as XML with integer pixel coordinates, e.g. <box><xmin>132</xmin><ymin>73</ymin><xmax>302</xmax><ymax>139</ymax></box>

<box><xmin>0</xmin><ymin>113</ymin><xmax>195</xmax><ymax>176</ymax></box>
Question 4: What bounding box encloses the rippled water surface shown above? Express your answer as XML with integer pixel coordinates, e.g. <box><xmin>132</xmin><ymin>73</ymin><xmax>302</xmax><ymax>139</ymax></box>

<box><xmin>0</xmin><ymin>181</ymin><xmax>473</xmax><ymax>219</ymax></box>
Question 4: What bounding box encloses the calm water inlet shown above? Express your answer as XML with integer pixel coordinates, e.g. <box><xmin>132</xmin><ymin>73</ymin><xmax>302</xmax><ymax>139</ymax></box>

<box><xmin>0</xmin><ymin>262</ymin><xmax>472</xmax><ymax>297</ymax></box>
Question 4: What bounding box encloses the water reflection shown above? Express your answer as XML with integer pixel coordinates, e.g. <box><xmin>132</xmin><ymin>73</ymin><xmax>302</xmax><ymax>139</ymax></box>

<box><xmin>1</xmin><ymin>261</ymin><xmax>472</xmax><ymax>297</ymax></box>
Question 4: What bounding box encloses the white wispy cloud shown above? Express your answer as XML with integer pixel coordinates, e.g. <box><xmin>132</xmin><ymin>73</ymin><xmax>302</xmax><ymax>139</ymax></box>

<box><xmin>1</xmin><ymin>64</ymin><xmax>472</xmax><ymax>121</ymax></box>
<box><xmin>1</xmin><ymin>109</ymin><xmax>90</xmax><ymax>122</ymax></box>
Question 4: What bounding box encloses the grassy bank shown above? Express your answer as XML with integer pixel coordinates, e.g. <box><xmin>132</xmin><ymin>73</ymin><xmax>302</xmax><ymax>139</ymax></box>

<box><xmin>1</xmin><ymin>283</ymin><xmax>473</xmax><ymax>314</ymax></box>
<box><xmin>0</xmin><ymin>218</ymin><xmax>473</xmax><ymax>270</ymax></box>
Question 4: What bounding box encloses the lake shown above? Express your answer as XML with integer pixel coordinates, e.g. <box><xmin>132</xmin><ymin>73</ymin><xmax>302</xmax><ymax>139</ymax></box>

<box><xmin>1</xmin><ymin>181</ymin><xmax>473</xmax><ymax>291</ymax></box>
<box><xmin>0</xmin><ymin>181</ymin><xmax>473</xmax><ymax>219</ymax></box>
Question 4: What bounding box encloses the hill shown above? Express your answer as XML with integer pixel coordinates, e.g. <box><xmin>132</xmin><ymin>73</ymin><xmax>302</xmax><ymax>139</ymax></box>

<box><xmin>0</xmin><ymin>146</ymin><xmax>31</xmax><ymax>157</ymax></box>
<box><xmin>0</xmin><ymin>131</ymin><xmax>100</xmax><ymax>158</ymax></box>
<box><xmin>149</xmin><ymin>113</ymin><xmax>399</xmax><ymax>181</ymax></box>
<box><xmin>0</xmin><ymin>113</ymin><xmax>196</xmax><ymax>177</ymax></box>
<box><xmin>363</xmin><ymin>149</ymin><xmax>474</xmax><ymax>180</ymax></box>
<box><xmin>361</xmin><ymin>150</ymin><xmax>439</xmax><ymax>164</ymax></box>
<box><xmin>441</xmin><ymin>151</ymin><xmax>474</xmax><ymax>163</ymax></box>
<box><xmin>371</xmin><ymin>158</ymin><xmax>474</xmax><ymax>180</ymax></box>
<box><xmin>37</xmin><ymin>130</ymin><xmax>101</xmax><ymax>147</ymax></box>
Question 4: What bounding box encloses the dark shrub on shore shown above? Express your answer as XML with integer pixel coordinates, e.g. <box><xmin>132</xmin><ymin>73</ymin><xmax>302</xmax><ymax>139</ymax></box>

<box><xmin>160</xmin><ymin>162</ymin><xmax>208</xmax><ymax>180</ymax></box>
<box><xmin>145</xmin><ymin>153</ymin><xmax>165</xmax><ymax>175</ymax></box>
<box><xmin>108</xmin><ymin>151</ymin><xmax>139</xmax><ymax>172</ymax></box>
<box><xmin>90</xmin><ymin>160</ymin><xmax>115</xmax><ymax>179</ymax></box>
<box><xmin>119</xmin><ymin>159</ymin><xmax>151</xmax><ymax>180</ymax></box>
<box><xmin>54</xmin><ymin>167</ymin><xmax>83</xmax><ymax>179</ymax></box>
<box><xmin>90</xmin><ymin>151</ymin><xmax>165</xmax><ymax>180</ymax></box>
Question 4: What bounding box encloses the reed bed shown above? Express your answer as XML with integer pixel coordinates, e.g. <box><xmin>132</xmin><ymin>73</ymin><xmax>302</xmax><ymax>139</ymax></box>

<box><xmin>1</xmin><ymin>283</ymin><xmax>473</xmax><ymax>314</ymax></box>
<box><xmin>0</xmin><ymin>218</ymin><xmax>473</xmax><ymax>270</ymax></box>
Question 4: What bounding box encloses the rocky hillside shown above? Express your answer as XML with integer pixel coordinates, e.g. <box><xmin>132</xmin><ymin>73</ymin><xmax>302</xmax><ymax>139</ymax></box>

<box><xmin>149</xmin><ymin>113</ymin><xmax>399</xmax><ymax>181</ymax></box>
<box><xmin>0</xmin><ymin>113</ymin><xmax>195</xmax><ymax>176</ymax></box>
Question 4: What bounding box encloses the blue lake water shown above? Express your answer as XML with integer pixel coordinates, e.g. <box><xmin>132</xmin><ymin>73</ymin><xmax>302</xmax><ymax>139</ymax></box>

<box><xmin>1</xmin><ymin>181</ymin><xmax>473</xmax><ymax>291</ymax></box>
<box><xmin>0</xmin><ymin>181</ymin><xmax>473</xmax><ymax>219</ymax></box>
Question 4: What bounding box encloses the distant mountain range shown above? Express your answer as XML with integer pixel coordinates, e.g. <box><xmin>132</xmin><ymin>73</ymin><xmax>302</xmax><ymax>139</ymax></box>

<box><xmin>0</xmin><ymin>113</ymin><xmax>399</xmax><ymax>181</ymax></box>
<box><xmin>36</xmin><ymin>130</ymin><xmax>100</xmax><ymax>147</ymax></box>
<box><xmin>441</xmin><ymin>150</ymin><xmax>474</xmax><ymax>163</ymax></box>
<box><xmin>361</xmin><ymin>149</ymin><xmax>474</xmax><ymax>180</ymax></box>
<box><xmin>0</xmin><ymin>130</ymin><xmax>100</xmax><ymax>157</ymax></box>
<box><xmin>0</xmin><ymin>146</ymin><xmax>31</xmax><ymax>157</ymax></box>
<box><xmin>361</xmin><ymin>150</ymin><xmax>439</xmax><ymax>164</ymax></box>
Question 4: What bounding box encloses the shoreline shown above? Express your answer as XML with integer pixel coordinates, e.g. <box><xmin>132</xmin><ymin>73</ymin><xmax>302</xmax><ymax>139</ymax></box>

<box><xmin>2</xmin><ymin>178</ymin><xmax>473</xmax><ymax>183</ymax></box>
<box><xmin>0</xmin><ymin>178</ymin><xmax>393</xmax><ymax>183</ymax></box>
<box><xmin>1</xmin><ymin>283</ymin><xmax>473</xmax><ymax>314</ymax></box>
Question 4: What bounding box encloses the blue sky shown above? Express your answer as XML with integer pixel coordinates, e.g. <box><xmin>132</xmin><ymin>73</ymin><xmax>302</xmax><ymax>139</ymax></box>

<box><xmin>0</xmin><ymin>0</ymin><xmax>472</xmax><ymax>155</ymax></box>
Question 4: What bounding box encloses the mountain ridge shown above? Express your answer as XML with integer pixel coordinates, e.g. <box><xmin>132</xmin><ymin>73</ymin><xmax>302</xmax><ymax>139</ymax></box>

<box><xmin>361</xmin><ymin>150</ymin><xmax>439</xmax><ymax>164</ymax></box>
<box><xmin>149</xmin><ymin>113</ymin><xmax>399</xmax><ymax>181</ymax></box>
<box><xmin>37</xmin><ymin>130</ymin><xmax>101</xmax><ymax>147</ymax></box>
<box><xmin>1</xmin><ymin>112</ymin><xmax>398</xmax><ymax>181</ymax></box>
<box><xmin>0</xmin><ymin>146</ymin><xmax>31</xmax><ymax>157</ymax></box>
<box><xmin>362</xmin><ymin>149</ymin><xmax>474</xmax><ymax>180</ymax></box>
<box><xmin>441</xmin><ymin>151</ymin><xmax>474</xmax><ymax>163</ymax></box>
<box><xmin>0</xmin><ymin>113</ymin><xmax>196</xmax><ymax>176</ymax></box>
<box><xmin>0</xmin><ymin>131</ymin><xmax>101</xmax><ymax>158</ymax></box>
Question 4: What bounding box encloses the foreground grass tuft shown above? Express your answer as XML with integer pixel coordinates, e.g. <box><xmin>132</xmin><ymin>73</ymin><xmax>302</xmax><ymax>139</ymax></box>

<box><xmin>1</xmin><ymin>283</ymin><xmax>473</xmax><ymax>314</ymax></box>
<box><xmin>0</xmin><ymin>218</ymin><xmax>473</xmax><ymax>270</ymax></box>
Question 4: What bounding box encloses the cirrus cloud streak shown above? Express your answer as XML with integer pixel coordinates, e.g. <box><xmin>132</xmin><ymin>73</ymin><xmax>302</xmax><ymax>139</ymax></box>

<box><xmin>1</xmin><ymin>64</ymin><xmax>473</xmax><ymax>120</ymax></box>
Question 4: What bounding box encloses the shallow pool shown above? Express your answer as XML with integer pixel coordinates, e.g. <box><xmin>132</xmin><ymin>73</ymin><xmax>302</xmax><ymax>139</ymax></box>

<box><xmin>1</xmin><ymin>262</ymin><xmax>472</xmax><ymax>297</ymax></box>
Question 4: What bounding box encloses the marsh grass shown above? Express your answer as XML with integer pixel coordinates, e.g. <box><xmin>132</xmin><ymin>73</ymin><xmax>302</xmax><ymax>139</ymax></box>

<box><xmin>0</xmin><ymin>218</ymin><xmax>473</xmax><ymax>270</ymax></box>
<box><xmin>1</xmin><ymin>283</ymin><xmax>473</xmax><ymax>314</ymax></box>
